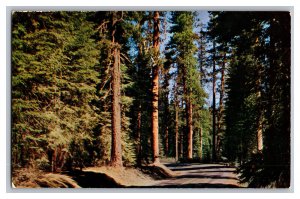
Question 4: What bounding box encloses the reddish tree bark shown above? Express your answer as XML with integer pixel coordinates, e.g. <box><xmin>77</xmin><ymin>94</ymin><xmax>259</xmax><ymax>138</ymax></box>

<box><xmin>256</xmin><ymin>65</ymin><xmax>263</xmax><ymax>152</ymax></box>
<box><xmin>187</xmin><ymin>100</ymin><xmax>193</xmax><ymax>159</ymax></box>
<box><xmin>212</xmin><ymin>41</ymin><xmax>217</xmax><ymax>162</ymax></box>
<box><xmin>110</xmin><ymin>12</ymin><xmax>122</xmax><ymax>167</ymax></box>
<box><xmin>175</xmin><ymin>107</ymin><xmax>179</xmax><ymax>161</ymax></box>
<box><xmin>136</xmin><ymin>103</ymin><xmax>142</xmax><ymax>165</ymax></box>
<box><xmin>151</xmin><ymin>11</ymin><xmax>160</xmax><ymax>164</ymax></box>
<box><xmin>175</xmin><ymin>92</ymin><xmax>179</xmax><ymax>161</ymax></box>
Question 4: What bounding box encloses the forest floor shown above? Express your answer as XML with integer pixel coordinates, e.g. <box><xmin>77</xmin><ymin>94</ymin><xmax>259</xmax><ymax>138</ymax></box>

<box><xmin>12</xmin><ymin>162</ymin><xmax>245</xmax><ymax>188</ymax></box>
<box><xmin>11</xmin><ymin>163</ymin><xmax>174</xmax><ymax>188</ymax></box>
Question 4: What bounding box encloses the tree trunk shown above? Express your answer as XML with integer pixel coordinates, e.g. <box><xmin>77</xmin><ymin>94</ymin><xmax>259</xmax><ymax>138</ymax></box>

<box><xmin>165</xmin><ymin>125</ymin><xmax>169</xmax><ymax>156</ymax></box>
<box><xmin>110</xmin><ymin>12</ymin><xmax>122</xmax><ymax>167</ymax></box>
<box><xmin>182</xmin><ymin>55</ymin><xmax>193</xmax><ymax>160</ymax></box>
<box><xmin>187</xmin><ymin>100</ymin><xmax>193</xmax><ymax>159</ymax></box>
<box><xmin>216</xmin><ymin>53</ymin><xmax>226</xmax><ymax>159</ymax></box>
<box><xmin>180</xmin><ymin>96</ymin><xmax>184</xmax><ymax>158</ymax></box>
<box><xmin>175</xmin><ymin>97</ymin><xmax>179</xmax><ymax>161</ymax></box>
<box><xmin>52</xmin><ymin>148</ymin><xmax>57</xmax><ymax>172</ymax></box>
<box><xmin>181</xmin><ymin>131</ymin><xmax>184</xmax><ymax>158</ymax></box>
<box><xmin>256</xmin><ymin>66</ymin><xmax>263</xmax><ymax>152</ymax></box>
<box><xmin>199</xmin><ymin>127</ymin><xmax>203</xmax><ymax>161</ymax></box>
<box><xmin>151</xmin><ymin>11</ymin><xmax>160</xmax><ymax>164</ymax></box>
<box><xmin>137</xmin><ymin>103</ymin><xmax>142</xmax><ymax>165</ymax></box>
<box><xmin>164</xmin><ymin>75</ymin><xmax>170</xmax><ymax>156</ymax></box>
<box><xmin>183</xmin><ymin>74</ymin><xmax>193</xmax><ymax>160</ymax></box>
<box><xmin>257</xmin><ymin>112</ymin><xmax>263</xmax><ymax>152</ymax></box>
<box><xmin>212</xmin><ymin>40</ymin><xmax>217</xmax><ymax>162</ymax></box>
<box><xmin>111</xmin><ymin>46</ymin><xmax>122</xmax><ymax>167</ymax></box>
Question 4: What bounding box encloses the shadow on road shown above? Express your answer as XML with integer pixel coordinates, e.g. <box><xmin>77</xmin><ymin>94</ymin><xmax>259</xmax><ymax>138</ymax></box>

<box><xmin>190</xmin><ymin>170</ymin><xmax>235</xmax><ymax>173</ymax></box>
<box><xmin>132</xmin><ymin>183</ymin><xmax>241</xmax><ymax>188</ymax></box>
<box><xmin>164</xmin><ymin>163</ymin><xmax>192</xmax><ymax>167</ymax></box>
<box><xmin>171</xmin><ymin>165</ymin><xmax>234</xmax><ymax>171</ymax></box>
<box><xmin>64</xmin><ymin>170</ymin><xmax>122</xmax><ymax>188</ymax></box>
<box><xmin>176</xmin><ymin>174</ymin><xmax>238</xmax><ymax>180</ymax></box>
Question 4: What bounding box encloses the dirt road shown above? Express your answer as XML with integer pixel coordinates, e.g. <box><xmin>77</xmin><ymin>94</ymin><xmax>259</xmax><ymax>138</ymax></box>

<box><xmin>62</xmin><ymin>163</ymin><xmax>243</xmax><ymax>188</ymax></box>
<box><xmin>150</xmin><ymin>163</ymin><xmax>242</xmax><ymax>188</ymax></box>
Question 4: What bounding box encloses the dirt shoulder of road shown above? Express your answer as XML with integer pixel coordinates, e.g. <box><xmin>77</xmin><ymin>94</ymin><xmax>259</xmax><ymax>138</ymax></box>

<box><xmin>12</xmin><ymin>163</ymin><xmax>175</xmax><ymax>188</ymax></box>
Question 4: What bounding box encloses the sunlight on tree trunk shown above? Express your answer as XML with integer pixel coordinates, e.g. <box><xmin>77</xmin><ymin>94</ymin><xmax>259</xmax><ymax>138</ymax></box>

<box><xmin>187</xmin><ymin>102</ymin><xmax>193</xmax><ymax>159</ymax></box>
<box><xmin>111</xmin><ymin>12</ymin><xmax>122</xmax><ymax>167</ymax></box>
<box><xmin>111</xmin><ymin>46</ymin><xmax>122</xmax><ymax>167</ymax></box>
<box><xmin>256</xmin><ymin>84</ymin><xmax>263</xmax><ymax>152</ymax></box>
<box><xmin>151</xmin><ymin>11</ymin><xmax>160</xmax><ymax>164</ymax></box>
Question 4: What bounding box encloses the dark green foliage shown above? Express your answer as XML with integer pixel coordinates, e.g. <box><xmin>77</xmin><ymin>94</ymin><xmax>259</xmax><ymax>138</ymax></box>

<box><xmin>12</xmin><ymin>12</ymin><xmax>100</xmax><ymax>170</ymax></box>
<box><xmin>125</xmin><ymin>12</ymin><xmax>154</xmax><ymax>164</ymax></box>
<box><xmin>209</xmin><ymin>11</ymin><xmax>291</xmax><ymax>187</ymax></box>
<box><xmin>166</xmin><ymin>12</ymin><xmax>209</xmax><ymax>160</ymax></box>
<box><xmin>12</xmin><ymin>11</ymin><xmax>136</xmax><ymax>170</ymax></box>
<box><xmin>224</xmin><ymin>54</ymin><xmax>261</xmax><ymax>162</ymax></box>
<box><xmin>193</xmin><ymin>108</ymin><xmax>212</xmax><ymax>161</ymax></box>
<box><xmin>89</xmin><ymin>11</ymin><xmax>137</xmax><ymax>166</ymax></box>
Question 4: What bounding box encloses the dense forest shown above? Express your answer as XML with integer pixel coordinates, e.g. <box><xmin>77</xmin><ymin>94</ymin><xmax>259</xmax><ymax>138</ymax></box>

<box><xmin>11</xmin><ymin>11</ymin><xmax>291</xmax><ymax>188</ymax></box>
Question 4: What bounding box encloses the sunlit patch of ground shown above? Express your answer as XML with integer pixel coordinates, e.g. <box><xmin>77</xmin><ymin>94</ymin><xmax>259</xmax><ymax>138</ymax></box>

<box><xmin>82</xmin><ymin>166</ymin><xmax>156</xmax><ymax>187</ymax></box>
<box><xmin>12</xmin><ymin>169</ymin><xmax>80</xmax><ymax>188</ymax></box>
